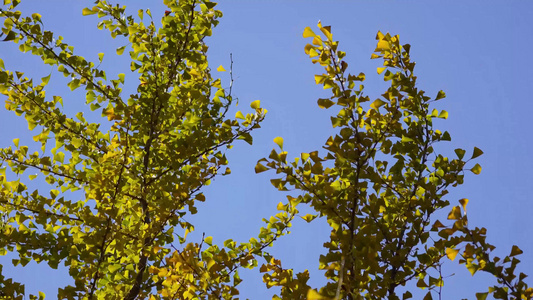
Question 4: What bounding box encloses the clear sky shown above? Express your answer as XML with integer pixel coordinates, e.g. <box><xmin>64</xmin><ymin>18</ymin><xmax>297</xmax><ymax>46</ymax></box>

<box><xmin>1</xmin><ymin>1</ymin><xmax>533</xmax><ymax>299</ymax></box>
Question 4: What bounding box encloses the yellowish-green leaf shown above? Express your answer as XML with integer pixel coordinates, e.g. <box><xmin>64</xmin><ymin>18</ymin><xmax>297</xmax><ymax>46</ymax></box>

<box><xmin>255</xmin><ymin>162</ymin><xmax>268</xmax><ymax>173</ymax></box>
<box><xmin>13</xmin><ymin>138</ymin><xmax>19</xmax><ymax>147</ymax></box>
<box><xmin>116</xmin><ymin>46</ymin><xmax>126</xmax><ymax>55</ymax></box>
<box><xmin>471</xmin><ymin>163</ymin><xmax>482</xmax><ymax>175</ymax></box>
<box><xmin>82</xmin><ymin>8</ymin><xmax>96</xmax><ymax>16</ymax></box>
<box><xmin>205</xmin><ymin>236</ymin><xmax>213</xmax><ymax>245</ymax></box>
<box><xmin>301</xmin><ymin>214</ymin><xmax>317</xmax><ymax>223</ymax></box>
<box><xmin>436</xmin><ymin>90</ymin><xmax>446</xmax><ymax>100</ymax></box>
<box><xmin>371</xmin><ymin>99</ymin><xmax>386</xmax><ymax>110</ymax></box>
<box><xmin>98</xmin><ymin>53</ymin><xmax>104</xmax><ymax>63</ymax></box>
<box><xmin>437</xmin><ymin>110</ymin><xmax>448</xmax><ymax>119</ymax></box>
<box><xmin>475</xmin><ymin>292</ymin><xmax>488</xmax><ymax>300</ymax></box>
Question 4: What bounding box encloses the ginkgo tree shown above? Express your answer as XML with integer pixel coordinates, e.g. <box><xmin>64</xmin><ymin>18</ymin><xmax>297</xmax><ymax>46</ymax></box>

<box><xmin>0</xmin><ymin>0</ymin><xmax>531</xmax><ymax>299</ymax></box>
<box><xmin>0</xmin><ymin>0</ymin><xmax>298</xmax><ymax>299</ymax></box>
<box><xmin>256</xmin><ymin>23</ymin><xmax>533</xmax><ymax>300</ymax></box>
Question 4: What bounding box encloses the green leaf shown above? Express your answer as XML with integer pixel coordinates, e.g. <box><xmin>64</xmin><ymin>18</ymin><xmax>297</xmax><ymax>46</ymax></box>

<box><xmin>471</xmin><ymin>147</ymin><xmax>483</xmax><ymax>159</ymax></box>
<box><xmin>317</xmin><ymin>98</ymin><xmax>334</xmax><ymax>109</ymax></box>
<box><xmin>471</xmin><ymin>163</ymin><xmax>482</xmax><ymax>175</ymax></box>
<box><xmin>273</xmin><ymin>137</ymin><xmax>283</xmax><ymax>149</ymax></box>
<box><xmin>108</xmin><ymin>264</ymin><xmax>121</xmax><ymax>273</ymax></box>
<box><xmin>454</xmin><ymin>148</ymin><xmax>466</xmax><ymax>159</ymax></box>
<box><xmin>510</xmin><ymin>245</ymin><xmax>523</xmax><ymax>257</ymax></box>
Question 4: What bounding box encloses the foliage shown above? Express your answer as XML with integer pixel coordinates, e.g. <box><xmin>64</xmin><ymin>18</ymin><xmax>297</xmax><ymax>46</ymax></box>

<box><xmin>0</xmin><ymin>1</ymin><xmax>531</xmax><ymax>300</ymax></box>
<box><xmin>0</xmin><ymin>0</ymin><xmax>291</xmax><ymax>299</ymax></box>
<box><xmin>256</xmin><ymin>23</ymin><xmax>533</xmax><ymax>300</ymax></box>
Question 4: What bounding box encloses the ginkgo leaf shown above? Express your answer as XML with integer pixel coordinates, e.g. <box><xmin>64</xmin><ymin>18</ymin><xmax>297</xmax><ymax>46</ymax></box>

<box><xmin>273</xmin><ymin>137</ymin><xmax>283</xmax><ymax>149</ymax></box>
<box><xmin>371</xmin><ymin>99</ymin><xmax>386</xmax><ymax>110</ymax></box>
<box><xmin>447</xmin><ymin>206</ymin><xmax>461</xmax><ymax>220</ymax></box>
<box><xmin>471</xmin><ymin>163</ymin><xmax>482</xmax><ymax>175</ymax></box>
<box><xmin>303</xmin><ymin>27</ymin><xmax>316</xmax><ymax>38</ymax></box>
<box><xmin>454</xmin><ymin>148</ymin><xmax>466</xmax><ymax>159</ymax></box>
<box><xmin>217</xmin><ymin>65</ymin><xmax>226</xmax><ymax>72</ymax></box>
<box><xmin>459</xmin><ymin>198</ymin><xmax>468</xmax><ymax>212</ymax></box>
<box><xmin>250</xmin><ymin>100</ymin><xmax>260</xmax><ymax>109</ymax></box>
<box><xmin>116</xmin><ymin>46</ymin><xmax>126</xmax><ymax>55</ymax></box>
<box><xmin>510</xmin><ymin>245</ymin><xmax>523</xmax><ymax>257</ymax></box>
<box><xmin>255</xmin><ymin>163</ymin><xmax>268</xmax><ymax>173</ymax></box>
<box><xmin>472</xmin><ymin>147</ymin><xmax>483</xmax><ymax>159</ymax></box>
<box><xmin>377</xmin><ymin>67</ymin><xmax>387</xmax><ymax>74</ymax></box>
<box><xmin>307</xmin><ymin>289</ymin><xmax>327</xmax><ymax>300</ymax></box>
<box><xmin>446</xmin><ymin>248</ymin><xmax>460</xmax><ymax>261</ymax></box>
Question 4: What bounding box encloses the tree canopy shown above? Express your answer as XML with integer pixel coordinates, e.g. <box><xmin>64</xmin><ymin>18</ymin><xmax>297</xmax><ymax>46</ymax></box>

<box><xmin>0</xmin><ymin>0</ymin><xmax>531</xmax><ymax>299</ymax></box>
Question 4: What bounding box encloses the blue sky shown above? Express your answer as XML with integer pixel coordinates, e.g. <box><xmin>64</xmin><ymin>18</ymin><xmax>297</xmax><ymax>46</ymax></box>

<box><xmin>1</xmin><ymin>1</ymin><xmax>533</xmax><ymax>299</ymax></box>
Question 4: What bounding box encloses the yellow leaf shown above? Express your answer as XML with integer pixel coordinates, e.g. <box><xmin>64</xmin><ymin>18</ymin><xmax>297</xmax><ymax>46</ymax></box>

<box><xmin>377</xmin><ymin>67</ymin><xmax>387</xmax><ymax>74</ymax></box>
<box><xmin>235</xmin><ymin>111</ymin><xmax>245</xmax><ymax>120</ymax></box>
<box><xmin>250</xmin><ymin>100</ymin><xmax>260</xmax><ymax>109</ymax></box>
<box><xmin>447</xmin><ymin>206</ymin><xmax>462</xmax><ymax>220</ymax></box>
<box><xmin>277</xmin><ymin>202</ymin><xmax>285</xmax><ymax>210</ymax></box>
<box><xmin>376</xmin><ymin>40</ymin><xmax>390</xmax><ymax>51</ymax></box>
<box><xmin>217</xmin><ymin>65</ymin><xmax>226</xmax><ymax>72</ymax></box>
<box><xmin>303</xmin><ymin>27</ymin><xmax>316</xmax><ymax>38</ymax></box>
<box><xmin>307</xmin><ymin>289</ymin><xmax>328</xmax><ymax>300</ymax></box>
<box><xmin>446</xmin><ymin>248</ymin><xmax>460</xmax><ymax>261</ymax></box>
<box><xmin>370</xmin><ymin>53</ymin><xmax>381</xmax><ymax>59</ymax></box>
<box><xmin>273</xmin><ymin>136</ymin><xmax>283</xmax><ymax>149</ymax></box>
